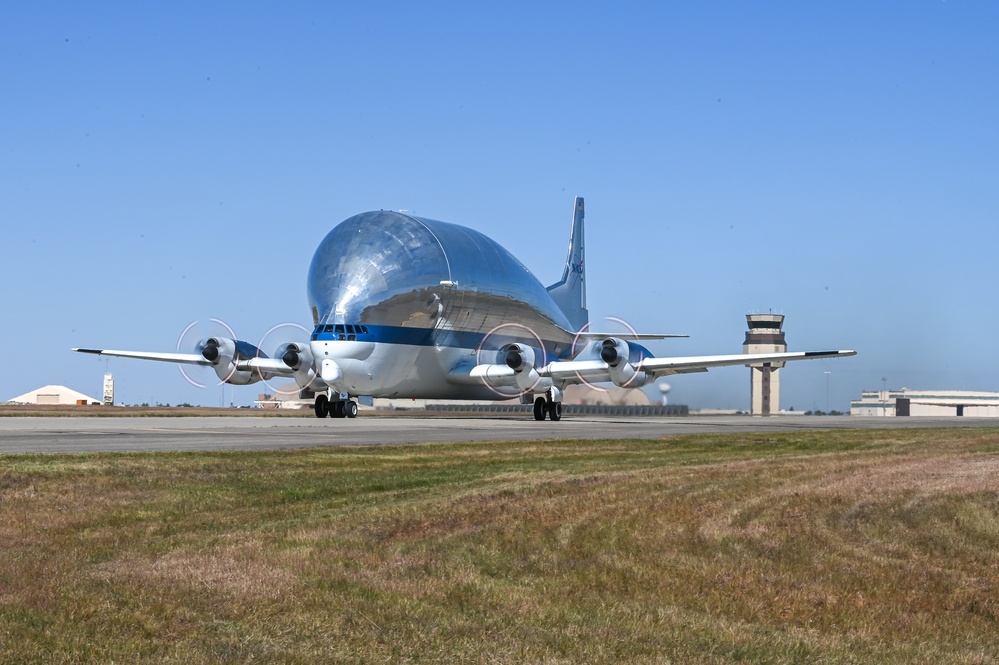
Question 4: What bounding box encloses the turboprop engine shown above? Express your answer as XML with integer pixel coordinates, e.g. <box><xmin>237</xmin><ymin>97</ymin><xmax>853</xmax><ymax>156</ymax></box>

<box><xmin>198</xmin><ymin>337</ymin><xmax>266</xmax><ymax>386</ymax></box>
<box><xmin>599</xmin><ymin>337</ymin><xmax>652</xmax><ymax>388</ymax></box>
<box><xmin>500</xmin><ymin>342</ymin><xmax>552</xmax><ymax>393</ymax></box>
<box><xmin>275</xmin><ymin>341</ymin><xmax>320</xmax><ymax>388</ymax></box>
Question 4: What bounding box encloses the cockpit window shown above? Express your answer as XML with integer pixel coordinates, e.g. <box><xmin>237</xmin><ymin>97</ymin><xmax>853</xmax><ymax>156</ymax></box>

<box><xmin>314</xmin><ymin>323</ymin><xmax>369</xmax><ymax>339</ymax></box>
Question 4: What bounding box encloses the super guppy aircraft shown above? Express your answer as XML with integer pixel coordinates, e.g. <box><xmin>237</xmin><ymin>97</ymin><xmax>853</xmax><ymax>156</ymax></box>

<box><xmin>75</xmin><ymin>197</ymin><xmax>855</xmax><ymax>421</ymax></box>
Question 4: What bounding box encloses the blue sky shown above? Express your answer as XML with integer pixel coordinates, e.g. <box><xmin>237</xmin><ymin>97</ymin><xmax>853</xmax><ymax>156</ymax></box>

<box><xmin>2</xmin><ymin>2</ymin><xmax>997</xmax><ymax>410</ymax></box>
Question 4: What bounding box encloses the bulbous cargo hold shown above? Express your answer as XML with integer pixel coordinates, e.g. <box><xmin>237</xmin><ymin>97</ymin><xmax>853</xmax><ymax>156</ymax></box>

<box><xmin>306</xmin><ymin>211</ymin><xmax>576</xmax><ymax>351</ymax></box>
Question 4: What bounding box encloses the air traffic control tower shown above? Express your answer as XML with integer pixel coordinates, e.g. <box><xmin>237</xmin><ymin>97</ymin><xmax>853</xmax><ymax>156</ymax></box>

<box><xmin>743</xmin><ymin>314</ymin><xmax>787</xmax><ymax>416</ymax></box>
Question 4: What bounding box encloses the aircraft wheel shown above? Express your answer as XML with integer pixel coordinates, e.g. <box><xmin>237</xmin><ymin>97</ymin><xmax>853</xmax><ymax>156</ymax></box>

<box><xmin>345</xmin><ymin>401</ymin><xmax>358</xmax><ymax>418</ymax></box>
<box><xmin>533</xmin><ymin>397</ymin><xmax>546</xmax><ymax>421</ymax></box>
<box><xmin>548</xmin><ymin>401</ymin><xmax>562</xmax><ymax>421</ymax></box>
<box><xmin>332</xmin><ymin>401</ymin><xmax>347</xmax><ymax>419</ymax></box>
<box><xmin>314</xmin><ymin>394</ymin><xmax>329</xmax><ymax>419</ymax></box>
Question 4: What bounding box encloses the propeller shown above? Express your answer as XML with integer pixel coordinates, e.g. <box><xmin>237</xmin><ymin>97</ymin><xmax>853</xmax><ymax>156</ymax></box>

<box><xmin>475</xmin><ymin>322</ymin><xmax>548</xmax><ymax>398</ymax></box>
<box><xmin>255</xmin><ymin>322</ymin><xmax>314</xmax><ymax>393</ymax></box>
<box><xmin>175</xmin><ymin>318</ymin><xmax>239</xmax><ymax>388</ymax></box>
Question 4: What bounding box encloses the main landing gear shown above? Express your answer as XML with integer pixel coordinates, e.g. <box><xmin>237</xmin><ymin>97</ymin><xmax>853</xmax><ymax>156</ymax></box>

<box><xmin>533</xmin><ymin>394</ymin><xmax>562</xmax><ymax>421</ymax></box>
<box><xmin>314</xmin><ymin>393</ymin><xmax>358</xmax><ymax>419</ymax></box>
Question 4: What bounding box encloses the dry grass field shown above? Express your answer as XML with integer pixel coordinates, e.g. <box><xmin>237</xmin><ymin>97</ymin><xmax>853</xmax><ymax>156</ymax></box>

<box><xmin>2</xmin><ymin>428</ymin><xmax>997</xmax><ymax>663</ymax></box>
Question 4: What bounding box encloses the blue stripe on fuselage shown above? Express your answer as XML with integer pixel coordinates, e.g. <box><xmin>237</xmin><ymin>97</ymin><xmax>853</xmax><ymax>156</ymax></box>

<box><xmin>313</xmin><ymin>324</ymin><xmax>575</xmax><ymax>360</ymax></box>
<box><xmin>313</xmin><ymin>325</ymin><xmax>434</xmax><ymax>345</ymax></box>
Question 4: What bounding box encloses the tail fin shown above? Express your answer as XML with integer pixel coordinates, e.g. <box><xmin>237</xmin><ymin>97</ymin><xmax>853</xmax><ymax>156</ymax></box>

<box><xmin>547</xmin><ymin>196</ymin><xmax>588</xmax><ymax>331</ymax></box>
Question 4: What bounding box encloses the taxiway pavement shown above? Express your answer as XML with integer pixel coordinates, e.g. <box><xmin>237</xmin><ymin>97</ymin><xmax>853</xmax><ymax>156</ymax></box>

<box><xmin>1</xmin><ymin>415</ymin><xmax>997</xmax><ymax>454</ymax></box>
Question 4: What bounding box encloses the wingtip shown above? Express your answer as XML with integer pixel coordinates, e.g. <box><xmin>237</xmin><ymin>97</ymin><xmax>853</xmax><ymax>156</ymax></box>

<box><xmin>802</xmin><ymin>350</ymin><xmax>857</xmax><ymax>359</ymax></box>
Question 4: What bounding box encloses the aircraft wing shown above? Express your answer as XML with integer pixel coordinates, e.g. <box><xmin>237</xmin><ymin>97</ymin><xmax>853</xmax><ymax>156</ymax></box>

<box><xmin>540</xmin><ymin>359</ymin><xmax>613</xmax><ymax>382</ymax></box>
<box><xmin>73</xmin><ymin>346</ymin><xmax>301</xmax><ymax>382</ymax></box>
<box><xmin>468</xmin><ymin>344</ymin><xmax>856</xmax><ymax>393</ymax></box>
<box><xmin>238</xmin><ymin>357</ymin><xmax>298</xmax><ymax>375</ymax></box>
<box><xmin>635</xmin><ymin>350</ymin><xmax>857</xmax><ymax>377</ymax></box>
<box><xmin>572</xmin><ymin>333</ymin><xmax>688</xmax><ymax>341</ymax></box>
<box><xmin>542</xmin><ymin>350</ymin><xmax>855</xmax><ymax>382</ymax></box>
<box><xmin>73</xmin><ymin>348</ymin><xmax>212</xmax><ymax>366</ymax></box>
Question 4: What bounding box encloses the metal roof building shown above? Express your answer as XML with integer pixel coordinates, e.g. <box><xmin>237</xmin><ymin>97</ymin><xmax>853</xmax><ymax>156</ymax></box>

<box><xmin>851</xmin><ymin>389</ymin><xmax>999</xmax><ymax>417</ymax></box>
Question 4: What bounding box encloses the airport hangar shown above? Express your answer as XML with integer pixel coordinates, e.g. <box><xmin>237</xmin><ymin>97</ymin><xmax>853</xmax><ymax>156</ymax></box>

<box><xmin>851</xmin><ymin>389</ymin><xmax>999</xmax><ymax>417</ymax></box>
<box><xmin>5</xmin><ymin>385</ymin><xmax>101</xmax><ymax>406</ymax></box>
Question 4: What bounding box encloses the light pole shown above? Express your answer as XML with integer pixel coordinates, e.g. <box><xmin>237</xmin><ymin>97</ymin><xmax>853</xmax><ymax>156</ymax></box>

<box><xmin>824</xmin><ymin>371</ymin><xmax>831</xmax><ymax>413</ymax></box>
<box><xmin>881</xmin><ymin>376</ymin><xmax>888</xmax><ymax>416</ymax></box>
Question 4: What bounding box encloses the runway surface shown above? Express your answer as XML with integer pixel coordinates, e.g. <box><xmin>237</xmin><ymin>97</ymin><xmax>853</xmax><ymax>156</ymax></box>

<box><xmin>2</xmin><ymin>415</ymin><xmax>998</xmax><ymax>454</ymax></box>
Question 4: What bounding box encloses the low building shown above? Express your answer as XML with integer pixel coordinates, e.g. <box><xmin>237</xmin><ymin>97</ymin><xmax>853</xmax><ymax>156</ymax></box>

<box><xmin>851</xmin><ymin>389</ymin><xmax>999</xmax><ymax>417</ymax></box>
<box><xmin>563</xmin><ymin>384</ymin><xmax>652</xmax><ymax>406</ymax></box>
<box><xmin>255</xmin><ymin>382</ymin><xmax>311</xmax><ymax>409</ymax></box>
<box><xmin>6</xmin><ymin>385</ymin><xmax>102</xmax><ymax>406</ymax></box>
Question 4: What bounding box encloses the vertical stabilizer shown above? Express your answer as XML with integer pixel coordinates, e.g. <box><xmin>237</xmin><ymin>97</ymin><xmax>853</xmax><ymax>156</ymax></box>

<box><xmin>547</xmin><ymin>196</ymin><xmax>588</xmax><ymax>331</ymax></box>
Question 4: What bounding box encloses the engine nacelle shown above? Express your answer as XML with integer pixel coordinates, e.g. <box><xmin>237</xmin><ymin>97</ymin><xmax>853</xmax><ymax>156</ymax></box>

<box><xmin>275</xmin><ymin>341</ymin><xmax>319</xmax><ymax>388</ymax></box>
<box><xmin>600</xmin><ymin>337</ymin><xmax>652</xmax><ymax>388</ymax></box>
<box><xmin>502</xmin><ymin>343</ymin><xmax>535</xmax><ymax>371</ymax></box>
<box><xmin>599</xmin><ymin>337</ymin><xmax>626</xmax><ymax>367</ymax></box>
<box><xmin>199</xmin><ymin>337</ymin><xmax>265</xmax><ymax>386</ymax></box>
<box><xmin>500</xmin><ymin>343</ymin><xmax>551</xmax><ymax>393</ymax></box>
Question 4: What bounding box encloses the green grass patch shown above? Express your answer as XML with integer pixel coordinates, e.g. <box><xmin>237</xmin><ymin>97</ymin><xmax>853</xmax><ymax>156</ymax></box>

<box><xmin>2</xmin><ymin>429</ymin><xmax>998</xmax><ymax>663</ymax></box>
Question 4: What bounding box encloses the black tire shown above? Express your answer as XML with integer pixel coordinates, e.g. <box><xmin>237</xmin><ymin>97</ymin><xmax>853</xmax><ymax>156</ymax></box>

<box><xmin>533</xmin><ymin>397</ymin><xmax>546</xmax><ymax>421</ymax></box>
<box><xmin>314</xmin><ymin>394</ymin><xmax>329</xmax><ymax>419</ymax></box>
<box><xmin>345</xmin><ymin>401</ymin><xmax>358</xmax><ymax>418</ymax></box>
<box><xmin>548</xmin><ymin>401</ymin><xmax>562</xmax><ymax>421</ymax></box>
<box><xmin>332</xmin><ymin>401</ymin><xmax>346</xmax><ymax>418</ymax></box>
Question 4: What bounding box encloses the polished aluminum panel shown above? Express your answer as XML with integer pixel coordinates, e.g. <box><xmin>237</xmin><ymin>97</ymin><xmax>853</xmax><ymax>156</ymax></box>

<box><xmin>307</xmin><ymin>211</ymin><xmax>574</xmax><ymax>350</ymax></box>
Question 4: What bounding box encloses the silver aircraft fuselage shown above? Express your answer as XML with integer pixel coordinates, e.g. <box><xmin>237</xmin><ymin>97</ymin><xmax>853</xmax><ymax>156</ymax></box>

<box><xmin>305</xmin><ymin>211</ymin><xmax>578</xmax><ymax>399</ymax></box>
